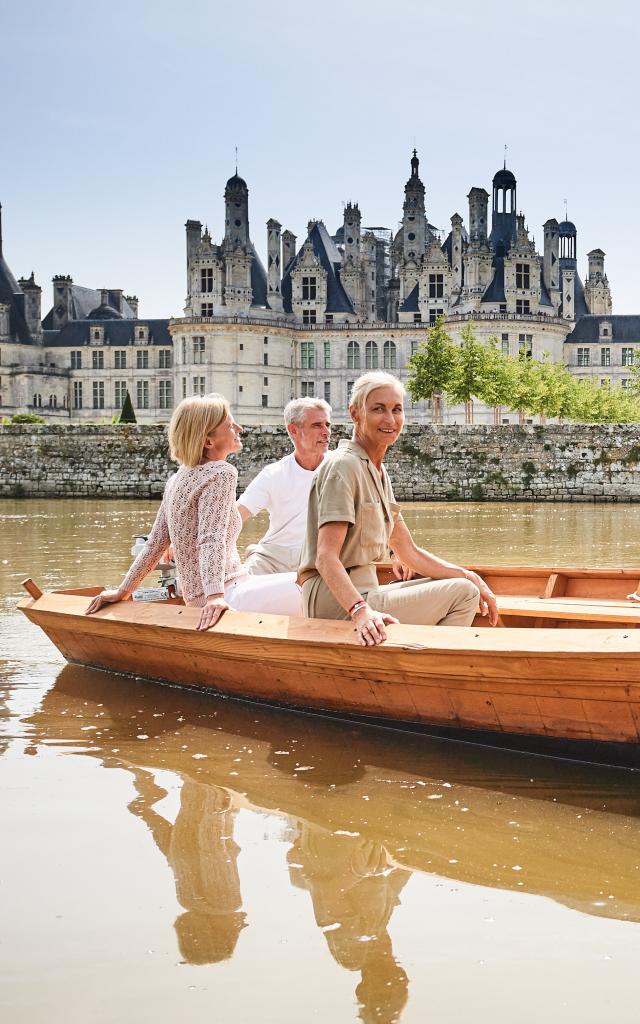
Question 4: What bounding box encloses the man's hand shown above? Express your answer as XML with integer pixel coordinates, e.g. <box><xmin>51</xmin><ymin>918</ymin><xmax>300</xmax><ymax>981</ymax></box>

<box><xmin>197</xmin><ymin>596</ymin><xmax>230</xmax><ymax>630</ymax></box>
<box><xmin>391</xmin><ymin>554</ymin><xmax>413</xmax><ymax>582</ymax></box>
<box><xmin>464</xmin><ymin>570</ymin><xmax>499</xmax><ymax>627</ymax></box>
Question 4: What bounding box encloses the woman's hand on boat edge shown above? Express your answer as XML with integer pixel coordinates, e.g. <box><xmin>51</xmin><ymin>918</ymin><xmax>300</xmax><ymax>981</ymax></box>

<box><xmin>352</xmin><ymin>603</ymin><xmax>400</xmax><ymax>646</ymax></box>
<box><xmin>464</xmin><ymin>571</ymin><xmax>499</xmax><ymax>626</ymax></box>
<box><xmin>197</xmin><ymin>596</ymin><xmax>230</xmax><ymax>630</ymax></box>
<box><xmin>85</xmin><ymin>589</ymin><xmax>126</xmax><ymax>615</ymax></box>
<box><xmin>627</xmin><ymin>590</ymin><xmax>640</xmax><ymax>603</ymax></box>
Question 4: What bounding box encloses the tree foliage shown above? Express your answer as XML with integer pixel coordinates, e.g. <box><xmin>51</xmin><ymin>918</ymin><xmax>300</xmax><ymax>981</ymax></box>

<box><xmin>118</xmin><ymin>391</ymin><xmax>137</xmax><ymax>424</ymax></box>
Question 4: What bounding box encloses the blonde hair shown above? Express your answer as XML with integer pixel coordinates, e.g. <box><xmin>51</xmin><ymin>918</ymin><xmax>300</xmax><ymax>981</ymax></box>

<box><xmin>167</xmin><ymin>393</ymin><xmax>230</xmax><ymax>468</ymax></box>
<box><xmin>349</xmin><ymin>371</ymin><xmax>405</xmax><ymax>415</ymax></box>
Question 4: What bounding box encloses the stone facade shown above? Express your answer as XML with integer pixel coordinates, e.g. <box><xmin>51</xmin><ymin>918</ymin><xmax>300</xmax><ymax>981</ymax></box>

<box><xmin>3</xmin><ymin>423</ymin><xmax>640</xmax><ymax>502</ymax></box>
<box><xmin>1</xmin><ymin>156</ymin><xmax>634</xmax><ymax>428</ymax></box>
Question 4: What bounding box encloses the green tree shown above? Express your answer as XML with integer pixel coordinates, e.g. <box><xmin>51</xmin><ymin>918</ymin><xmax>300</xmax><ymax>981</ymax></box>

<box><xmin>118</xmin><ymin>391</ymin><xmax>137</xmax><ymax>424</ymax></box>
<box><xmin>407</xmin><ymin>317</ymin><xmax>458</xmax><ymax>423</ymax></box>
<box><xmin>10</xmin><ymin>412</ymin><xmax>45</xmax><ymax>424</ymax></box>
<box><xmin>528</xmin><ymin>356</ymin><xmax>576</xmax><ymax>423</ymax></box>
<box><xmin>475</xmin><ymin>336</ymin><xmax>513</xmax><ymax>424</ymax></box>
<box><xmin>506</xmin><ymin>354</ymin><xmax>541</xmax><ymax>425</ymax></box>
<box><xmin>445</xmin><ymin>322</ymin><xmax>489</xmax><ymax>423</ymax></box>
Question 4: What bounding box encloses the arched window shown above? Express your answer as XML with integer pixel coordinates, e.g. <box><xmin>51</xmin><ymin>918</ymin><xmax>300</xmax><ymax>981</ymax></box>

<box><xmin>365</xmin><ymin>341</ymin><xmax>378</xmax><ymax>369</ymax></box>
<box><xmin>383</xmin><ymin>340</ymin><xmax>396</xmax><ymax>369</ymax></box>
<box><xmin>347</xmin><ymin>340</ymin><xmax>360</xmax><ymax>370</ymax></box>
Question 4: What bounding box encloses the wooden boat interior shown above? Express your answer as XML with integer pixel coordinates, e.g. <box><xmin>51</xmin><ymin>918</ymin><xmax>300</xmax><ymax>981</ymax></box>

<box><xmin>28</xmin><ymin>564</ymin><xmax>640</xmax><ymax>631</ymax></box>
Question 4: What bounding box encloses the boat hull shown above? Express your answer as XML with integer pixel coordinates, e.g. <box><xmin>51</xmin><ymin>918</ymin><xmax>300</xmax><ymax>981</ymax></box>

<box><xmin>18</xmin><ymin>587</ymin><xmax>640</xmax><ymax>762</ymax></box>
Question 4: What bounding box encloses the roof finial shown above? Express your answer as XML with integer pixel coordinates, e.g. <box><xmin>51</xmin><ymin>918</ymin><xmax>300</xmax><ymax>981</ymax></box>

<box><xmin>235</xmin><ymin>145</ymin><xmax>238</xmax><ymax>175</ymax></box>
<box><xmin>504</xmin><ymin>143</ymin><xmax>508</xmax><ymax>170</ymax></box>
<box><xmin>564</xmin><ymin>197</ymin><xmax>568</xmax><ymax>222</ymax></box>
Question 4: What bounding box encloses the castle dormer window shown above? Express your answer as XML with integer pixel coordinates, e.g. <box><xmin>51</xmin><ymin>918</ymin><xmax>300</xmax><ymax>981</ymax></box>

<box><xmin>516</xmin><ymin>263</ymin><xmax>530</xmax><ymax>289</ymax></box>
<box><xmin>428</xmin><ymin>274</ymin><xmax>444</xmax><ymax>299</ymax></box>
<box><xmin>91</xmin><ymin>326</ymin><xmax>104</xmax><ymax>344</ymax></box>
<box><xmin>201</xmin><ymin>268</ymin><xmax>214</xmax><ymax>293</ymax></box>
<box><xmin>302</xmin><ymin>277</ymin><xmax>317</xmax><ymax>300</ymax></box>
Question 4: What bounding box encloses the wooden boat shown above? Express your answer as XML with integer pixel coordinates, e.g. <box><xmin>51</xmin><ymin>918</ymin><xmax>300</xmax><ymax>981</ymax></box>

<box><xmin>18</xmin><ymin>565</ymin><xmax>640</xmax><ymax>766</ymax></box>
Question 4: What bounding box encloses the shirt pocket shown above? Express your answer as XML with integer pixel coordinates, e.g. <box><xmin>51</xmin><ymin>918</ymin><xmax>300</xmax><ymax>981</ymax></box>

<box><xmin>358</xmin><ymin>500</ymin><xmax>386</xmax><ymax>552</ymax></box>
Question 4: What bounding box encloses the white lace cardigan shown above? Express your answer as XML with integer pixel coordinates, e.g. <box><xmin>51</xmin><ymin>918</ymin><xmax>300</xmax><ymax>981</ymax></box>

<box><xmin>120</xmin><ymin>461</ymin><xmax>246</xmax><ymax>606</ymax></box>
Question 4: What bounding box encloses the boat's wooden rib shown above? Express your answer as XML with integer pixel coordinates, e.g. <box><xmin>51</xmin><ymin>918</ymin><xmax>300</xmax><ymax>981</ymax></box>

<box><xmin>17</xmin><ymin>567</ymin><xmax>640</xmax><ymax>758</ymax></box>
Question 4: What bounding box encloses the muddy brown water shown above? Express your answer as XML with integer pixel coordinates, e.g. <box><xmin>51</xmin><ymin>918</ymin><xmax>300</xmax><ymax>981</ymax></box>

<box><xmin>1</xmin><ymin>499</ymin><xmax>640</xmax><ymax>1023</ymax></box>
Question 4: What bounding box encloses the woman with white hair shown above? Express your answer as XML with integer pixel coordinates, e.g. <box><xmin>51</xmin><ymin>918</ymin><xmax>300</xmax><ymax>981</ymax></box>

<box><xmin>298</xmin><ymin>371</ymin><xmax>498</xmax><ymax>646</ymax></box>
<box><xmin>86</xmin><ymin>393</ymin><xmax>302</xmax><ymax>630</ymax></box>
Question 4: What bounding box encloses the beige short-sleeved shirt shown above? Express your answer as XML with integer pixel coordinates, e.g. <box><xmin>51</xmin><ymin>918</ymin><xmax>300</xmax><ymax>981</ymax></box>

<box><xmin>298</xmin><ymin>438</ymin><xmax>402</xmax><ymax>577</ymax></box>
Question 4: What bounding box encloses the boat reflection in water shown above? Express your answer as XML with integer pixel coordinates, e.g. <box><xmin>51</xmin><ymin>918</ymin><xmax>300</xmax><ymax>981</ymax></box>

<box><xmin>26</xmin><ymin>664</ymin><xmax>640</xmax><ymax>1022</ymax></box>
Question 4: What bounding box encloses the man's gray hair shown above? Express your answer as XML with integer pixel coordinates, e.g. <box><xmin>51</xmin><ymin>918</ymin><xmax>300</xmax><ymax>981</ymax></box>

<box><xmin>284</xmin><ymin>396</ymin><xmax>332</xmax><ymax>427</ymax></box>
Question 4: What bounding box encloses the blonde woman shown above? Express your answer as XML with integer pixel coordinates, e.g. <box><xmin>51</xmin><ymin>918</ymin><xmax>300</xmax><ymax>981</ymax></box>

<box><xmin>86</xmin><ymin>394</ymin><xmax>301</xmax><ymax>629</ymax></box>
<box><xmin>298</xmin><ymin>371</ymin><xmax>498</xmax><ymax>646</ymax></box>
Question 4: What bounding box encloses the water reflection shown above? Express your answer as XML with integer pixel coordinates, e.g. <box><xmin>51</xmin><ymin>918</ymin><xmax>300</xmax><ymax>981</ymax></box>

<box><xmin>128</xmin><ymin>769</ymin><xmax>246</xmax><ymax>965</ymax></box>
<box><xmin>288</xmin><ymin>828</ymin><xmax>409</xmax><ymax>1023</ymax></box>
<box><xmin>21</xmin><ymin>662</ymin><xmax>640</xmax><ymax>1021</ymax></box>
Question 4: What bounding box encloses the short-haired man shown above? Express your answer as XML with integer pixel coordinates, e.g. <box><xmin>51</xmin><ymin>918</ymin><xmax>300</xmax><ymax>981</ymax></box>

<box><xmin>238</xmin><ymin>397</ymin><xmax>331</xmax><ymax>575</ymax></box>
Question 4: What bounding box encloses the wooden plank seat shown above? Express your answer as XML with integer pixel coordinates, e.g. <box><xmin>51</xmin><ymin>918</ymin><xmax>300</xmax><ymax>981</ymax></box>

<box><xmin>496</xmin><ymin>593</ymin><xmax>640</xmax><ymax>625</ymax></box>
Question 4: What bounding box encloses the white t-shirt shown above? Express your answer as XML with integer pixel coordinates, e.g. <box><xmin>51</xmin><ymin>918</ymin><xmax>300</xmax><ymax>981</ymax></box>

<box><xmin>238</xmin><ymin>452</ymin><xmax>324</xmax><ymax>550</ymax></box>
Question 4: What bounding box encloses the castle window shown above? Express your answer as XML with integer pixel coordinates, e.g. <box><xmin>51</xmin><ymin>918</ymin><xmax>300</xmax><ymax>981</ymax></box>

<box><xmin>159</xmin><ymin>349</ymin><xmax>172</xmax><ymax>369</ymax></box>
<box><xmin>600</xmin><ymin>378</ymin><xmax>610</xmax><ymax>388</ymax></box>
<box><xmin>429</xmin><ymin>308</ymin><xmax>444</xmax><ymax>326</ymax></box>
<box><xmin>501</xmin><ymin>333</ymin><xmax>510</xmax><ymax>355</ymax></box>
<box><xmin>137</xmin><ymin>380</ymin><xmax>150</xmax><ymax>408</ymax></box>
<box><xmin>413</xmin><ymin>313</ymin><xmax>422</xmax><ymax>323</ymax></box>
<box><xmin>516</xmin><ymin>263</ymin><xmax>530</xmax><ymax>289</ymax></box>
<box><xmin>264</xmin><ymin>377</ymin><xmax>269</xmax><ymax>387</ymax></box>
<box><xmin>92</xmin><ymin>350</ymin><xmax>104</xmax><ymax>370</ymax></box>
<box><xmin>94</xmin><ymin>330</ymin><xmax>101</xmax><ymax>341</ymax></box>
<box><xmin>365</xmin><ymin>341</ymin><xmax>378</xmax><ymax>369</ymax></box>
<box><xmin>302</xmin><ymin>276</ymin><xmax>317</xmax><ymax>300</ymax></box>
<box><xmin>263</xmin><ymin>352</ymin><xmax>269</xmax><ymax>366</ymax></box>
<box><xmin>428</xmin><ymin>274</ymin><xmax>444</xmax><ymax>299</ymax></box>
<box><xmin>622</xmin><ymin>348</ymin><xmax>634</xmax><ymax>366</ymax></box>
<box><xmin>325</xmin><ymin>314</ymin><xmax>333</xmax><ymax>324</ymax></box>
<box><xmin>602</xmin><ymin>328</ymin><xmax>609</xmax><ymax>336</ymax></box>
<box><xmin>192</xmin><ymin>377</ymin><xmax>205</xmax><ymax>397</ymax></box>
<box><xmin>302</xmin><ymin>309</ymin><xmax>317</xmax><ymax>324</ymax></box>
<box><xmin>192</xmin><ymin>336</ymin><xmax>206</xmax><ymax>364</ymax></box>
<box><xmin>181</xmin><ymin>339</ymin><xmax>187</xmax><ymax>363</ymax></box>
<box><xmin>410</xmin><ymin>340</ymin><xmax>418</xmax><ymax>357</ymax></box>
<box><xmin>300</xmin><ymin>342</ymin><xmax>315</xmax><ymax>369</ymax></box>
<box><xmin>324</xmin><ymin>381</ymin><xmax>331</xmax><ymax>404</ymax></box>
<box><xmin>347</xmin><ymin>340</ymin><xmax>361</xmax><ymax>370</ymax></box>
<box><xmin>159</xmin><ymin>380</ymin><xmax>172</xmax><ymax>410</ymax></box>
<box><xmin>600</xmin><ymin>347</ymin><xmax>611</xmax><ymax>367</ymax></box>
<box><xmin>577</xmin><ymin>347</ymin><xmax>590</xmax><ymax>367</ymax></box>
<box><xmin>264</xmin><ymin>337</ymin><xmax>268</xmax><ymax>344</ymax></box>
<box><xmin>301</xmin><ymin>381</ymin><xmax>315</xmax><ymax>398</ymax></box>
<box><xmin>383</xmin><ymin>340</ymin><xmax>397</xmax><ymax>369</ymax></box>
<box><xmin>518</xmin><ymin>334</ymin><xmax>533</xmax><ymax>358</ymax></box>
<box><xmin>73</xmin><ymin>382</ymin><xmax>83</xmax><ymax>409</ymax></box>
<box><xmin>200</xmin><ymin>268</ymin><xmax>214</xmax><ymax>293</ymax></box>
<box><xmin>323</xmin><ymin>341</ymin><xmax>331</xmax><ymax>369</ymax></box>
<box><xmin>70</xmin><ymin>351</ymin><xmax>82</xmax><ymax>369</ymax></box>
<box><xmin>499</xmin><ymin>304</ymin><xmax>507</xmax><ymax>313</ymax></box>
<box><xmin>92</xmin><ymin>381</ymin><xmax>105</xmax><ymax>409</ymax></box>
<box><xmin>138</xmin><ymin>329</ymin><xmax>145</xmax><ymax>340</ymax></box>
<box><xmin>201</xmin><ymin>303</ymin><xmax>214</xmax><ymax>317</ymax></box>
<box><xmin>115</xmin><ymin>381</ymin><xmax>127</xmax><ymax>408</ymax></box>
<box><xmin>136</xmin><ymin>349</ymin><xmax>149</xmax><ymax>369</ymax></box>
<box><xmin>114</xmin><ymin>350</ymin><xmax>127</xmax><ymax>369</ymax></box>
<box><xmin>182</xmin><ymin>377</ymin><xmax>187</xmax><ymax>398</ymax></box>
<box><xmin>516</xmin><ymin>299</ymin><xmax>531</xmax><ymax>315</ymax></box>
<box><xmin>262</xmin><ymin>394</ymin><xmax>268</xmax><ymax>408</ymax></box>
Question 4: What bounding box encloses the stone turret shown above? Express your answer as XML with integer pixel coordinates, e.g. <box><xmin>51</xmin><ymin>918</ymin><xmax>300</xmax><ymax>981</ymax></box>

<box><xmin>402</xmin><ymin>149</ymin><xmax>427</xmax><ymax>260</ymax></box>
<box><xmin>51</xmin><ymin>275</ymin><xmax>74</xmax><ymax>329</ymax></box>
<box><xmin>584</xmin><ymin>248</ymin><xmax>612</xmax><ymax>315</ymax></box>
<box><xmin>282</xmin><ymin>230</ymin><xmax>297</xmax><ymax>272</ymax></box>
<box><xmin>467</xmin><ymin>188</ymin><xmax>489</xmax><ymax>245</ymax></box>
<box><xmin>17</xmin><ymin>272</ymin><xmax>42</xmax><ymax>339</ymax></box>
<box><xmin>266</xmin><ymin>218</ymin><xmax>283</xmax><ymax>313</ymax></box>
<box><xmin>450</xmin><ymin>213</ymin><xmax>463</xmax><ymax>295</ymax></box>
<box><xmin>224</xmin><ymin>173</ymin><xmax>250</xmax><ymax>249</ymax></box>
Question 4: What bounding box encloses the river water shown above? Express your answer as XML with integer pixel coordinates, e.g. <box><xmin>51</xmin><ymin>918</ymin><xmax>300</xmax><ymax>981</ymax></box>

<box><xmin>1</xmin><ymin>499</ymin><xmax>640</xmax><ymax>1023</ymax></box>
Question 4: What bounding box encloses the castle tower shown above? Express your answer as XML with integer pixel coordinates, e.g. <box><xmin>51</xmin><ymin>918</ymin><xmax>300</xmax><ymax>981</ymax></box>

<box><xmin>490</xmin><ymin>166</ymin><xmax>517</xmax><ymax>252</ymax></box>
<box><xmin>266</xmin><ymin>218</ymin><xmax>283</xmax><ymax>313</ymax></box>
<box><xmin>343</xmin><ymin>203</ymin><xmax>361</xmax><ymax>260</ymax></box>
<box><xmin>467</xmin><ymin>188</ymin><xmax>489</xmax><ymax>244</ymax></box>
<box><xmin>224</xmin><ymin>173</ymin><xmax>250</xmax><ymax>248</ymax></box>
<box><xmin>18</xmin><ymin>272</ymin><xmax>42</xmax><ymax>339</ymax></box>
<box><xmin>51</xmin><ymin>275</ymin><xmax>74</xmax><ymax>329</ymax></box>
<box><xmin>450</xmin><ymin>213</ymin><xmax>463</xmax><ymax>295</ymax></box>
<box><xmin>584</xmin><ymin>248</ymin><xmax>612</xmax><ymax>314</ymax></box>
<box><xmin>402</xmin><ymin>149</ymin><xmax>427</xmax><ymax>260</ymax></box>
<box><xmin>282</xmin><ymin>230</ymin><xmax>297</xmax><ymax>272</ymax></box>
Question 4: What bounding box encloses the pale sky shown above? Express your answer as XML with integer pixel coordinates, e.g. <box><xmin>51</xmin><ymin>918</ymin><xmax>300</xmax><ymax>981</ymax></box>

<box><xmin>3</xmin><ymin>0</ymin><xmax>639</xmax><ymax>318</ymax></box>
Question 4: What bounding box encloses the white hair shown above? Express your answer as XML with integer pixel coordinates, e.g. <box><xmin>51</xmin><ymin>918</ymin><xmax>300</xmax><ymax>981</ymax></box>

<box><xmin>284</xmin><ymin>396</ymin><xmax>332</xmax><ymax>427</ymax></box>
<box><xmin>349</xmin><ymin>371</ymin><xmax>405</xmax><ymax>414</ymax></box>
